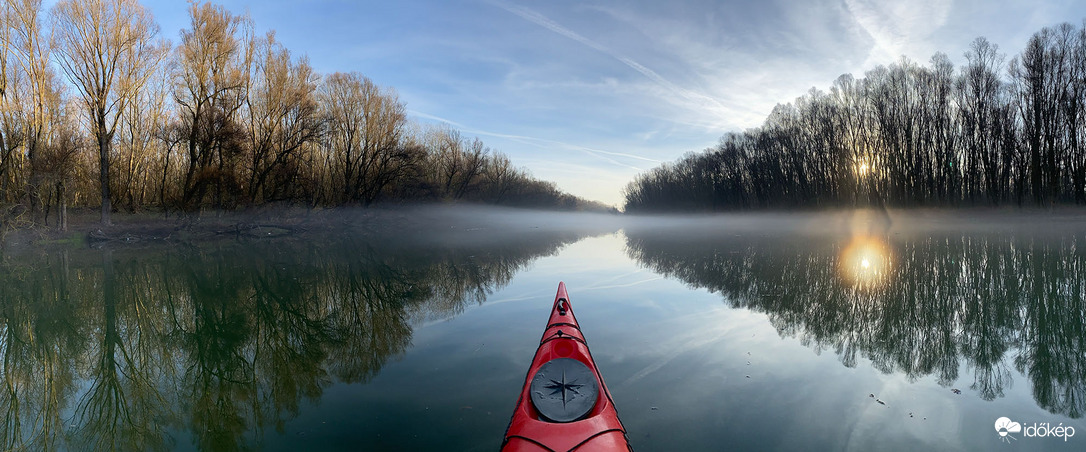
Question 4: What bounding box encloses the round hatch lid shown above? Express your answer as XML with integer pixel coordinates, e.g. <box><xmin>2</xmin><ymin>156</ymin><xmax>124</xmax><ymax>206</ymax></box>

<box><xmin>529</xmin><ymin>358</ymin><xmax>599</xmax><ymax>423</ymax></box>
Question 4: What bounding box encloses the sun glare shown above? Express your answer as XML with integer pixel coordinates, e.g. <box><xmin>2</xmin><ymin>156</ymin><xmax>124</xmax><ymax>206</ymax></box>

<box><xmin>840</xmin><ymin>236</ymin><xmax>891</xmax><ymax>288</ymax></box>
<box><xmin>855</xmin><ymin>159</ymin><xmax>872</xmax><ymax>178</ymax></box>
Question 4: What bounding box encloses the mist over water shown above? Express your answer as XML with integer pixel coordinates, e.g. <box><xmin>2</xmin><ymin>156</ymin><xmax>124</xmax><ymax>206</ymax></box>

<box><xmin>622</xmin><ymin>207</ymin><xmax>1086</xmax><ymax>237</ymax></box>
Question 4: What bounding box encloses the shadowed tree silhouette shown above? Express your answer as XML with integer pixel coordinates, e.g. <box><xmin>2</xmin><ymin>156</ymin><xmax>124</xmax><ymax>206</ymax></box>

<box><xmin>626</xmin><ymin>24</ymin><xmax>1086</xmax><ymax>212</ymax></box>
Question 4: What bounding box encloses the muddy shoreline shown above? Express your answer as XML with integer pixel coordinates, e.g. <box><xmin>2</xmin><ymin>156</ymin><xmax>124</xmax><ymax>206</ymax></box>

<box><xmin>1</xmin><ymin>206</ymin><xmax>425</xmax><ymax>251</ymax></box>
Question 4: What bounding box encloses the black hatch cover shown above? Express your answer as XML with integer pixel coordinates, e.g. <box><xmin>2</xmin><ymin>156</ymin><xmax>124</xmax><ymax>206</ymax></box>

<box><xmin>529</xmin><ymin>358</ymin><xmax>599</xmax><ymax>422</ymax></box>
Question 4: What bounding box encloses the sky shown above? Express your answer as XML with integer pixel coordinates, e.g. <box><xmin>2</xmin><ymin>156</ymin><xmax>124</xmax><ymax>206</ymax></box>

<box><xmin>123</xmin><ymin>0</ymin><xmax>1086</xmax><ymax>207</ymax></box>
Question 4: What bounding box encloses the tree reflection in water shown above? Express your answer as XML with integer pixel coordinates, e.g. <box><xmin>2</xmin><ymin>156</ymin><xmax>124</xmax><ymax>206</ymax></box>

<box><xmin>625</xmin><ymin>226</ymin><xmax>1085</xmax><ymax>419</ymax></box>
<box><xmin>0</xmin><ymin>226</ymin><xmax>590</xmax><ymax>451</ymax></box>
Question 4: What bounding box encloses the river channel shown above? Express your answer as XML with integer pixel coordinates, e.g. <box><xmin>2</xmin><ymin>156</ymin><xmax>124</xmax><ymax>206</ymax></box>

<box><xmin>0</xmin><ymin>208</ymin><xmax>1082</xmax><ymax>451</ymax></box>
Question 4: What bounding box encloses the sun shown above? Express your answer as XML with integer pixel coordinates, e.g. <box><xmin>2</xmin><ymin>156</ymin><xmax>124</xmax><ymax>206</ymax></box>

<box><xmin>855</xmin><ymin>156</ymin><xmax>876</xmax><ymax>178</ymax></box>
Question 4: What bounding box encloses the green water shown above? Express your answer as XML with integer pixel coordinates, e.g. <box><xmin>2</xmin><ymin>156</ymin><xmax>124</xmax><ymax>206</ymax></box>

<box><xmin>0</xmin><ymin>211</ymin><xmax>1083</xmax><ymax>451</ymax></box>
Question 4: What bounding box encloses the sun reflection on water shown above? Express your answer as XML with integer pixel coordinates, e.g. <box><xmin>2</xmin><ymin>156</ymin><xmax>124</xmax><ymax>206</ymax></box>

<box><xmin>840</xmin><ymin>236</ymin><xmax>892</xmax><ymax>288</ymax></box>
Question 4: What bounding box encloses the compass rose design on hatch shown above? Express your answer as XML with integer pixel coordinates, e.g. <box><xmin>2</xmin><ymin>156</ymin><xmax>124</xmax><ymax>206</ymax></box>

<box><xmin>544</xmin><ymin>370</ymin><xmax>584</xmax><ymax>406</ymax></box>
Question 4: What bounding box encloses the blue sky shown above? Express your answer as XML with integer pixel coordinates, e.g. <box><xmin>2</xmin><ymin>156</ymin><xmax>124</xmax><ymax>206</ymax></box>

<box><xmin>130</xmin><ymin>0</ymin><xmax>1086</xmax><ymax>207</ymax></box>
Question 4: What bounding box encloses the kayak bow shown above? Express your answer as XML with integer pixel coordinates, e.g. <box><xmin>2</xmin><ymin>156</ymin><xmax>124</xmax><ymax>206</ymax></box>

<box><xmin>501</xmin><ymin>282</ymin><xmax>632</xmax><ymax>451</ymax></box>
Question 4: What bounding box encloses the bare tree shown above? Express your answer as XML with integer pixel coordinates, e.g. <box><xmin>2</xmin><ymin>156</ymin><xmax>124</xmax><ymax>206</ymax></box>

<box><xmin>0</xmin><ymin>2</ymin><xmax>28</xmax><ymax>208</ymax></box>
<box><xmin>425</xmin><ymin>125</ymin><xmax>487</xmax><ymax>200</ymax></box>
<box><xmin>173</xmin><ymin>1</ymin><xmax>252</xmax><ymax>210</ymax></box>
<box><xmin>39</xmin><ymin>97</ymin><xmax>84</xmax><ymax>231</ymax></box>
<box><xmin>482</xmin><ymin>152</ymin><xmax>517</xmax><ymax>203</ymax></box>
<box><xmin>115</xmin><ymin>52</ymin><xmax>171</xmax><ymax>211</ymax></box>
<box><xmin>243</xmin><ymin>32</ymin><xmax>321</xmax><ymax>203</ymax></box>
<box><xmin>8</xmin><ymin>0</ymin><xmax>52</xmax><ymax>220</ymax></box>
<box><xmin>51</xmin><ymin>0</ymin><xmax>164</xmax><ymax>224</ymax></box>
<box><xmin>321</xmin><ymin>72</ymin><xmax>410</xmax><ymax>205</ymax></box>
<box><xmin>957</xmin><ymin>38</ymin><xmax>1008</xmax><ymax>204</ymax></box>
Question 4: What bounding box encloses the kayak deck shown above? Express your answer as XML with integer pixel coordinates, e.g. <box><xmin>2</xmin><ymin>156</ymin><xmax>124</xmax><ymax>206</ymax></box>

<box><xmin>501</xmin><ymin>282</ymin><xmax>631</xmax><ymax>451</ymax></box>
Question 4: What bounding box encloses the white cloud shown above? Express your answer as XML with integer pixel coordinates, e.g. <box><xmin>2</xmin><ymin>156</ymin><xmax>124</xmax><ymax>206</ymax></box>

<box><xmin>488</xmin><ymin>0</ymin><xmax>734</xmax><ymax>130</ymax></box>
<box><xmin>845</xmin><ymin>0</ymin><xmax>953</xmax><ymax>67</ymax></box>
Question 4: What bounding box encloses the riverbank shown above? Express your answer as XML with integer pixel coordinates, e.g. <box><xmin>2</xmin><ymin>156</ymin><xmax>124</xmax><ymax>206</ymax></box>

<box><xmin>0</xmin><ymin>204</ymin><xmax>625</xmax><ymax>252</ymax></box>
<box><xmin>0</xmin><ymin>207</ymin><xmax>344</xmax><ymax>250</ymax></box>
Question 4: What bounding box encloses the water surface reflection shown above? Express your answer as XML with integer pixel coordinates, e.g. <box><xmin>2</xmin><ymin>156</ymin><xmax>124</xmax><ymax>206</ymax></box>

<box><xmin>625</xmin><ymin>226</ymin><xmax>1086</xmax><ymax>419</ymax></box>
<box><xmin>0</xmin><ymin>226</ymin><xmax>594</xmax><ymax>451</ymax></box>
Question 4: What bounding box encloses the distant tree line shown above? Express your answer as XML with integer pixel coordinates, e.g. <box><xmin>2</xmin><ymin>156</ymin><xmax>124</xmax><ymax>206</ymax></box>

<box><xmin>0</xmin><ymin>0</ymin><xmax>604</xmax><ymax>230</ymax></box>
<box><xmin>625</xmin><ymin>23</ymin><xmax>1086</xmax><ymax>212</ymax></box>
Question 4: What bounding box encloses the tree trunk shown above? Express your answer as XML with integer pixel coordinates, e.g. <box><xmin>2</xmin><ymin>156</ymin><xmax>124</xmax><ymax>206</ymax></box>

<box><xmin>58</xmin><ymin>181</ymin><xmax>68</xmax><ymax>232</ymax></box>
<box><xmin>99</xmin><ymin>121</ymin><xmax>112</xmax><ymax>225</ymax></box>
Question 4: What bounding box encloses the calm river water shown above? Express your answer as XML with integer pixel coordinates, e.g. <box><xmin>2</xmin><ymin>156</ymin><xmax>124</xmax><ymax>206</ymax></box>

<box><xmin>0</xmin><ymin>209</ymin><xmax>1083</xmax><ymax>451</ymax></box>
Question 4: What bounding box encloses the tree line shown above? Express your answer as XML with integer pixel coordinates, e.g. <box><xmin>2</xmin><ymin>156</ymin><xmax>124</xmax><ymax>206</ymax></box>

<box><xmin>0</xmin><ymin>0</ymin><xmax>605</xmax><ymax>230</ymax></box>
<box><xmin>625</xmin><ymin>23</ymin><xmax>1086</xmax><ymax>212</ymax></box>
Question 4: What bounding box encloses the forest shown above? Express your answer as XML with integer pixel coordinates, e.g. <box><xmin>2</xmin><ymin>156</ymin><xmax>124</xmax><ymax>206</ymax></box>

<box><xmin>625</xmin><ymin>23</ymin><xmax>1086</xmax><ymax>212</ymax></box>
<box><xmin>0</xmin><ymin>0</ymin><xmax>606</xmax><ymax>231</ymax></box>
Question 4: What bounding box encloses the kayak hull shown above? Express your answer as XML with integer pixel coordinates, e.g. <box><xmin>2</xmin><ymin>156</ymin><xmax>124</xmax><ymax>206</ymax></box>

<box><xmin>501</xmin><ymin>282</ymin><xmax>631</xmax><ymax>451</ymax></box>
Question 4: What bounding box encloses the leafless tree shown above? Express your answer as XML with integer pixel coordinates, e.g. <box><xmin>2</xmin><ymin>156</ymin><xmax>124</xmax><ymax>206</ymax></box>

<box><xmin>172</xmin><ymin>1</ymin><xmax>252</xmax><ymax>210</ymax></box>
<box><xmin>51</xmin><ymin>0</ymin><xmax>165</xmax><ymax>224</ymax></box>
<box><xmin>0</xmin><ymin>2</ymin><xmax>28</xmax><ymax>209</ymax></box>
<box><xmin>243</xmin><ymin>32</ymin><xmax>321</xmax><ymax>203</ymax></box>
<box><xmin>320</xmin><ymin>72</ymin><xmax>410</xmax><ymax>205</ymax></box>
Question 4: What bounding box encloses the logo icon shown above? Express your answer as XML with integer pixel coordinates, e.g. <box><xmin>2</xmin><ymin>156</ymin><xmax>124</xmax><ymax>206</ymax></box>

<box><xmin>995</xmin><ymin>417</ymin><xmax>1022</xmax><ymax>443</ymax></box>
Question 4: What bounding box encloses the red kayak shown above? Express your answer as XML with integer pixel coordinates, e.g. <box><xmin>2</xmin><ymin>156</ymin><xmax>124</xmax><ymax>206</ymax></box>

<box><xmin>501</xmin><ymin>282</ymin><xmax>632</xmax><ymax>451</ymax></box>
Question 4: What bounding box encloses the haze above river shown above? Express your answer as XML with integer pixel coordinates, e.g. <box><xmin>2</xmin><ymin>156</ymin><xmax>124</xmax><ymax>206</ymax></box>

<box><xmin>1</xmin><ymin>207</ymin><xmax>1083</xmax><ymax>451</ymax></box>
